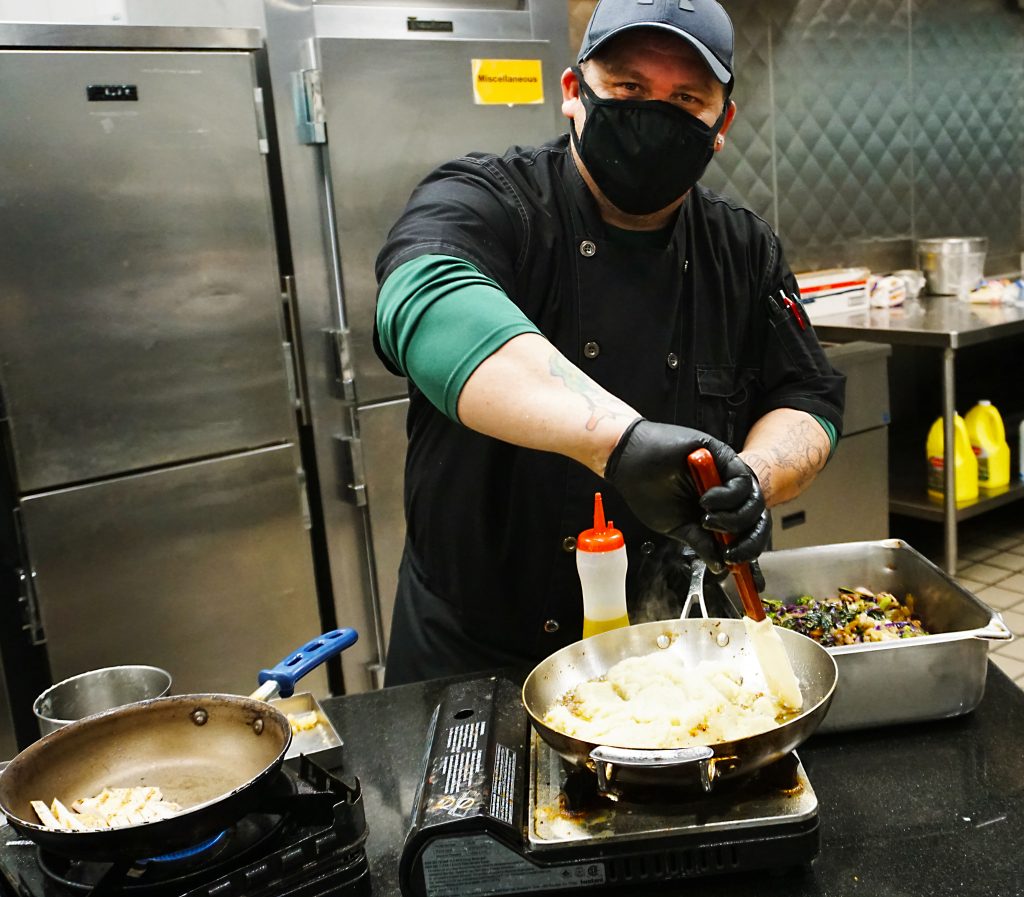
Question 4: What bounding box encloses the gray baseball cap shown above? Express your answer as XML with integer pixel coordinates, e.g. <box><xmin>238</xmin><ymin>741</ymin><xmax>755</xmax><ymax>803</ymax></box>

<box><xmin>577</xmin><ymin>0</ymin><xmax>735</xmax><ymax>86</ymax></box>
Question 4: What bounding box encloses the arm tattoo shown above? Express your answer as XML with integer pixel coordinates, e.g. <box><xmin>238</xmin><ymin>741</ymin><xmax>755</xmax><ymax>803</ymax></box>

<box><xmin>549</xmin><ymin>353</ymin><xmax>630</xmax><ymax>432</ymax></box>
<box><xmin>748</xmin><ymin>418</ymin><xmax>828</xmax><ymax>504</ymax></box>
<box><xmin>747</xmin><ymin>454</ymin><xmax>774</xmax><ymax>501</ymax></box>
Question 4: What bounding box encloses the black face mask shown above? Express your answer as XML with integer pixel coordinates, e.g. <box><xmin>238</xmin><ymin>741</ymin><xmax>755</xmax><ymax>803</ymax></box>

<box><xmin>569</xmin><ymin>66</ymin><xmax>728</xmax><ymax>216</ymax></box>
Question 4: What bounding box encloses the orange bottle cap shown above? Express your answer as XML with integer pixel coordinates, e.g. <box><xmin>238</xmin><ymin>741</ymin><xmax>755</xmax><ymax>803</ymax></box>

<box><xmin>577</xmin><ymin>493</ymin><xmax>624</xmax><ymax>552</ymax></box>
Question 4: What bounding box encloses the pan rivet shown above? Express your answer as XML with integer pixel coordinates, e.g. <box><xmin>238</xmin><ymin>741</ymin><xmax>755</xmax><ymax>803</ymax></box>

<box><xmin>253</xmin><ymin>718</ymin><xmax>265</xmax><ymax>735</ymax></box>
<box><xmin>716</xmin><ymin>633</ymin><xmax>730</xmax><ymax>647</ymax></box>
<box><xmin>190</xmin><ymin>709</ymin><xmax>208</xmax><ymax>726</ymax></box>
<box><xmin>656</xmin><ymin>634</ymin><xmax>670</xmax><ymax>649</ymax></box>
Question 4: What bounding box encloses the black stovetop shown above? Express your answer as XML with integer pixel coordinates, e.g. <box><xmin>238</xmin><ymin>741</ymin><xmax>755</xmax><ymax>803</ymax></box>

<box><xmin>7</xmin><ymin>665</ymin><xmax>1024</xmax><ymax>897</ymax></box>
<box><xmin>0</xmin><ymin>758</ymin><xmax>370</xmax><ymax>897</ymax></box>
<box><xmin>325</xmin><ymin>665</ymin><xmax>1024</xmax><ymax>897</ymax></box>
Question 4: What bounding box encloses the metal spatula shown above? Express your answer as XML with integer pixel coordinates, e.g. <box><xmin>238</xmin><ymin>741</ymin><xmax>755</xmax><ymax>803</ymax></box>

<box><xmin>686</xmin><ymin>449</ymin><xmax>803</xmax><ymax>710</ymax></box>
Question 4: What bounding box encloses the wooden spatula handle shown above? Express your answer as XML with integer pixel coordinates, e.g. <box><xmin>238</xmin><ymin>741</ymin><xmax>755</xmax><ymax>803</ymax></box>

<box><xmin>686</xmin><ymin>448</ymin><xmax>766</xmax><ymax>622</ymax></box>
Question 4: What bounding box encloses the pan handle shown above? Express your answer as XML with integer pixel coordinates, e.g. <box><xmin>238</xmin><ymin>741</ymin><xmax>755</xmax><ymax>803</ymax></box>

<box><xmin>589</xmin><ymin>745</ymin><xmax>716</xmax><ymax>793</ymax></box>
<box><xmin>680</xmin><ymin>559</ymin><xmax>709</xmax><ymax>619</ymax></box>
<box><xmin>255</xmin><ymin>628</ymin><xmax>359</xmax><ymax>699</ymax></box>
<box><xmin>687</xmin><ymin>449</ymin><xmax>766</xmax><ymax>622</ymax></box>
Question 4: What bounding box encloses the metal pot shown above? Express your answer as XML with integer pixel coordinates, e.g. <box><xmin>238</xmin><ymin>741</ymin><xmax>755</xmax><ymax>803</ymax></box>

<box><xmin>0</xmin><ymin>628</ymin><xmax>357</xmax><ymax>862</ymax></box>
<box><xmin>916</xmin><ymin>237</ymin><xmax>988</xmax><ymax>296</ymax></box>
<box><xmin>522</xmin><ymin>617</ymin><xmax>837</xmax><ymax>794</ymax></box>
<box><xmin>33</xmin><ymin>665</ymin><xmax>173</xmax><ymax>736</ymax></box>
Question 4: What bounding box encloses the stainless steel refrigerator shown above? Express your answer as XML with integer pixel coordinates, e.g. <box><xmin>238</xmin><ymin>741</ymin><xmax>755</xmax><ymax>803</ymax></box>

<box><xmin>0</xmin><ymin>24</ymin><xmax>327</xmax><ymax>751</ymax></box>
<box><xmin>262</xmin><ymin>0</ymin><xmax>570</xmax><ymax>690</ymax></box>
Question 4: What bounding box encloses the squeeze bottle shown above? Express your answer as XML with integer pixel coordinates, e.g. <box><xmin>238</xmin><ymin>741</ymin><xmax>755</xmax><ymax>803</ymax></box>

<box><xmin>577</xmin><ymin>493</ymin><xmax>629</xmax><ymax>638</ymax></box>
<box><xmin>964</xmin><ymin>400</ymin><xmax>1010</xmax><ymax>489</ymax></box>
<box><xmin>926</xmin><ymin>414</ymin><xmax>978</xmax><ymax>502</ymax></box>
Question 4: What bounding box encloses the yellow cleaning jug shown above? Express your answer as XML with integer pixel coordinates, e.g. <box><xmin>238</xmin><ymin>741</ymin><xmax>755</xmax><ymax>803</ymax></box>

<box><xmin>965</xmin><ymin>400</ymin><xmax>1011</xmax><ymax>489</ymax></box>
<box><xmin>926</xmin><ymin>415</ymin><xmax>978</xmax><ymax>502</ymax></box>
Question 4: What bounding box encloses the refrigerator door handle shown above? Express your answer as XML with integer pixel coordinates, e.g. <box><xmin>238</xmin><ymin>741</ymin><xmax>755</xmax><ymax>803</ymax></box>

<box><xmin>280</xmin><ymin>276</ymin><xmax>311</xmax><ymax>425</ymax></box>
<box><xmin>253</xmin><ymin>86</ymin><xmax>270</xmax><ymax>155</ymax></box>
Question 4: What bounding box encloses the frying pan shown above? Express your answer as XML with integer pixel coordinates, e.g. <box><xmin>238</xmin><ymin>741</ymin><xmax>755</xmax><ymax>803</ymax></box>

<box><xmin>522</xmin><ymin>614</ymin><xmax>836</xmax><ymax>794</ymax></box>
<box><xmin>0</xmin><ymin>628</ymin><xmax>357</xmax><ymax>862</ymax></box>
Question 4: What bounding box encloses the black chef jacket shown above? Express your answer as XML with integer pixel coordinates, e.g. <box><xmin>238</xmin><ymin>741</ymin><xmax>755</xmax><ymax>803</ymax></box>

<box><xmin>374</xmin><ymin>135</ymin><xmax>845</xmax><ymax>684</ymax></box>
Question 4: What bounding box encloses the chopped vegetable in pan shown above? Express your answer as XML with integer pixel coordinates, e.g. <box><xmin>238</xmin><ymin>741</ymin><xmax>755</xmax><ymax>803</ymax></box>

<box><xmin>762</xmin><ymin>588</ymin><xmax>928</xmax><ymax>647</ymax></box>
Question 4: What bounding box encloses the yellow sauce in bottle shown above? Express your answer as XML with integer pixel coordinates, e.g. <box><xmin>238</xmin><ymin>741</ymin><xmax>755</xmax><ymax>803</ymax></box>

<box><xmin>582</xmin><ymin>613</ymin><xmax>631</xmax><ymax>638</ymax></box>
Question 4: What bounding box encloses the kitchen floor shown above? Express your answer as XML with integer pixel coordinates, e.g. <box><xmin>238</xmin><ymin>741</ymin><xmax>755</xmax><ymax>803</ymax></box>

<box><xmin>891</xmin><ymin>502</ymin><xmax>1024</xmax><ymax>691</ymax></box>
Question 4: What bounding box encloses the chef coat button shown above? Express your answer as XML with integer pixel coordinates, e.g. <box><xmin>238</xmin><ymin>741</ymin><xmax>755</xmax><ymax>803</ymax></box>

<box><xmin>579</xmin><ymin>240</ymin><xmax>597</xmax><ymax>258</ymax></box>
<box><xmin>562</xmin><ymin>536</ymin><xmax>577</xmax><ymax>552</ymax></box>
<box><xmin>583</xmin><ymin>341</ymin><xmax>601</xmax><ymax>359</ymax></box>
<box><xmin>641</xmin><ymin>541</ymin><xmax>655</xmax><ymax>556</ymax></box>
<box><xmin>666</xmin><ymin>352</ymin><xmax>680</xmax><ymax>370</ymax></box>
<box><xmin>543</xmin><ymin>619</ymin><xmax>560</xmax><ymax>633</ymax></box>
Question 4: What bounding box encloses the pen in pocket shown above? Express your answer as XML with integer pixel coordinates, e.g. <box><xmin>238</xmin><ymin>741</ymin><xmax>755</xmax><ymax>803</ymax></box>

<box><xmin>779</xmin><ymin>289</ymin><xmax>807</xmax><ymax>331</ymax></box>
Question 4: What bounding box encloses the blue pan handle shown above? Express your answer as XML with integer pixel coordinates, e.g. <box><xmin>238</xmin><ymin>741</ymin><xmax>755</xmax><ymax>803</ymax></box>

<box><xmin>257</xmin><ymin>629</ymin><xmax>358</xmax><ymax>698</ymax></box>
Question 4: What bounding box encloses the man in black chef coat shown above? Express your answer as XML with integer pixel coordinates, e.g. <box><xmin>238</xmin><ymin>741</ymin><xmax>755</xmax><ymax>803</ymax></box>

<box><xmin>373</xmin><ymin>0</ymin><xmax>845</xmax><ymax>685</ymax></box>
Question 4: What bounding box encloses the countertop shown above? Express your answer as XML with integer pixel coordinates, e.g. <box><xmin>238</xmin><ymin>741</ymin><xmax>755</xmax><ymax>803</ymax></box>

<box><xmin>811</xmin><ymin>294</ymin><xmax>1024</xmax><ymax>348</ymax></box>
<box><xmin>322</xmin><ymin>664</ymin><xmax>1024</xmax><ymax>897</ymax></box>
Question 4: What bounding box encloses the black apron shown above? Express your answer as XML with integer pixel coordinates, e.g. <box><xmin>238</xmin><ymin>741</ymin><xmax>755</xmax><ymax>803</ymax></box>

<box><xmin>378</xmin><ymin>141</ymin><xmax>843</xmax><ymax>685</ymax></box>
<box><xmin>387</xmin><ymin>169</ymin><xmax>706</xmax><ymax>685</ymax></box>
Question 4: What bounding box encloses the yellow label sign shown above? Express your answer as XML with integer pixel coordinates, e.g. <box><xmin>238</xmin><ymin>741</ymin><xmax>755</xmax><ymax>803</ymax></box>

<box><xmin>471</xmin><ymin>58</ymin><xmax>544</xmax><ymax>106</ymax></box>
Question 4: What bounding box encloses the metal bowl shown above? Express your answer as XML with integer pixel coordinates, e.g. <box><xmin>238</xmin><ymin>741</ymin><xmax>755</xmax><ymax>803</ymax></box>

<box><xmin>916</xmin><ymin>237</ymin><xmax>988</xmax><ymax>296</ymax></box>
<box><xmin>33</xmin><ymin>665</ymin><xmax>172</xmax><ymax>735</ymax></box>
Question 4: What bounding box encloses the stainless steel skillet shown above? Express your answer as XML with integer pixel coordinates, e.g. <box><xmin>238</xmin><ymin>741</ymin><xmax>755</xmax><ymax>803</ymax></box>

<box><xmin>522</xmin><ymin>609</ymin><xmax>836</xmax><ymax>794</ymax></box>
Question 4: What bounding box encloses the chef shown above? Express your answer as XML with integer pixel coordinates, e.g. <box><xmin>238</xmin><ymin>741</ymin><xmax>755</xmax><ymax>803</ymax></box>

<box><xmin>374</xmin><ymin>0</ymin><xmax>845</xmax><ymax>686</ymax></box>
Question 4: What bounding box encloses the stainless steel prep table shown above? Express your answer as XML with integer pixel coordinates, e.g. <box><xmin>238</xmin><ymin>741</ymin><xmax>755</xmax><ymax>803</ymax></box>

<box><xmin>321</xmin><ymin>664</ymin><xmax>1024</xmax><ymax>897</ymax></box>
<box><xmin>813</xmin><ymin>296</ymin><xmax>1024</xmax><ymax>575</ymax></box>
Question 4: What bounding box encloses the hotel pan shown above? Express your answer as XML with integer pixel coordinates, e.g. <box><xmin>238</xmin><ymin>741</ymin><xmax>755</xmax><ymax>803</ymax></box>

<box><xmin>719</xmin><ymin>540</ymin><xmax>1012</xmax><ymax>733</ymax></box>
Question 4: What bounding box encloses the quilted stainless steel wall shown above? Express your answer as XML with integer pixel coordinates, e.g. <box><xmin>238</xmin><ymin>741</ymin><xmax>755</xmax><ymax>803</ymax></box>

<box><xmin>698</xmin><ymin>0</ymin><xmax>1024</xmax><ymax>276</ymax></box>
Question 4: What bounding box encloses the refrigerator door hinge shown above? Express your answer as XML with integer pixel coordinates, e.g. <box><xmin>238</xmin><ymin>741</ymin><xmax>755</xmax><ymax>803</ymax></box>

<box><xmin>292</xmin><ymin>68</ymin><xmax>327</xmax><ymax>145</ymax></box>
<box><xmin>12</xmin><ymin>509</ymin><xmax>45</xmax><ymax>646</ymax></box>
<box><xmin>17</xmin><ymin>568</ymin><xmax>45</xmax><ymax>646</ymax></box>
<box><xmin>334</xmin><ymin>435</ymin><xmax>367</xmax><ymax>506</ymax></box>
<box><xmin>253</xmin><ymin>86</ymin><xmax>270</xmax><ymax>155</ymax></box>
<box><xmin>325</xmin><ymin>328</ymin><xmax>357</xmax><ymax>403</ymax></box>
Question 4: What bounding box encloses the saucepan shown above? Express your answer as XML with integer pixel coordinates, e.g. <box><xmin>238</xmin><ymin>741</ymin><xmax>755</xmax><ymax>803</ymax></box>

<box><xmin>34</xmin><ymin>665</ymin><xmax>173</xmax><ymax>736</ymax></box>
<box><xmin>0</xmin><ymin>628</ymin><xmax>357</xmax><ymax>862</ymax></box>
<box><xmin>522</xmin><ymin>587</ymin><xmax>837</xmax><ymax>793</ymax></box>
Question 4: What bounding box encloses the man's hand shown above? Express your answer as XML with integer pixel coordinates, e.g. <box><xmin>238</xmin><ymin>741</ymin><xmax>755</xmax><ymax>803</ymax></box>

<box><xmin>604</xmin><ymin>419</ymin><xmax>771</xmax><ymax>572</ymax></box>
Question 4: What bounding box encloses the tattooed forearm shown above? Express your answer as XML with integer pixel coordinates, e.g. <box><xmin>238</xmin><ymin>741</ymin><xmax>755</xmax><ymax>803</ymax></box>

<box><xmin>745</xmin><ymin>454</ymin><xmax>775</xmax><ymax>502</ymax></box>
<box><xmin>741</xmin><ymin>417</ymin><xmax>829</xmax><ymax>507</ymax></box>
<box><xmin>549</xmin><ymin>352</ymin><xmax>633</xmax><ymax>432</ymax></box>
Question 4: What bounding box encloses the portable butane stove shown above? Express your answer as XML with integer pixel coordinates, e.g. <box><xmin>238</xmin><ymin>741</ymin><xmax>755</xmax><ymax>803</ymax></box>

<box><xmin>399</xmin><ymin>677</ymin><xmax>819</xmax><ymax>897</ymax></box>
<box><xmin>0</xmin><ymin>757</ymin><xmax>369</xmax><ymax>897</ymax></box>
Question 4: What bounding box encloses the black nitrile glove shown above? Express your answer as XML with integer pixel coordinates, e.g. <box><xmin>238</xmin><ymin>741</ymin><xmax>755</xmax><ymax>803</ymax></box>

<box><xmin>702</xmin><ymin>467</ymin><xmax>772</xmax><ymax>566</ymax></box>
<box><xmin>604</xmin><ymin>419</ymin><xmax>772</xmax><ymax>572</ymax></box>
